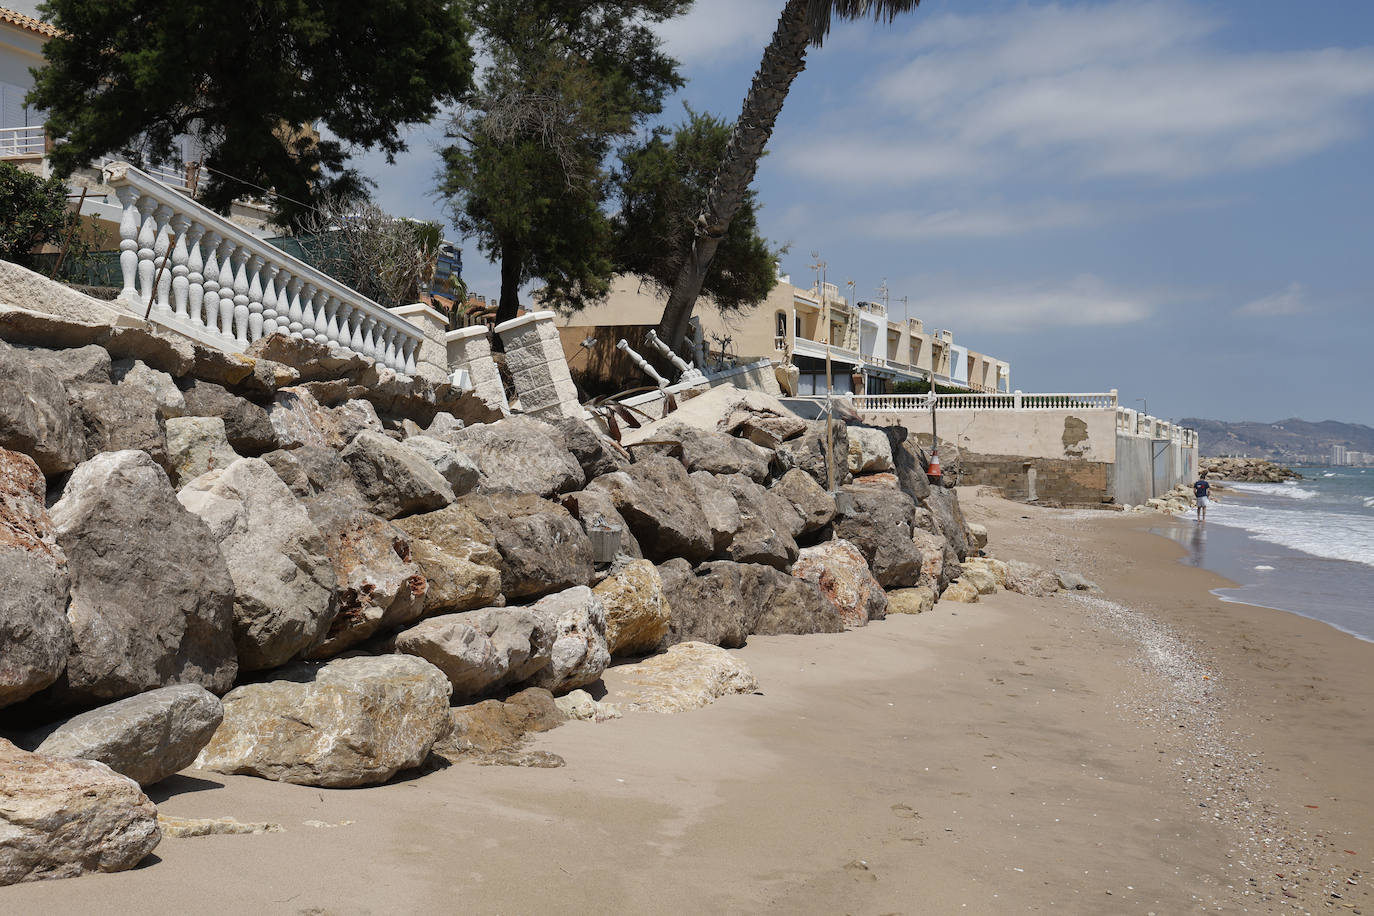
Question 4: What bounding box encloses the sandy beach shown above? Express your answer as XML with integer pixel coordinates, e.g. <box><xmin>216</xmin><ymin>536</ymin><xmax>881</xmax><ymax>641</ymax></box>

<box><xmin>4</xmin><ymin>490</ymin><xmax>1371</xmax><ymax>915</ymax></box>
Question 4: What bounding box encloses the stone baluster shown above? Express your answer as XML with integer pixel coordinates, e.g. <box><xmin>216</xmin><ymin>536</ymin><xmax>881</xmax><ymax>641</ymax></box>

<box><xmin>349</xmin><ymin>312</ymin><xmax>367</xmax><ymax>354</ymax></box>
<box><xmin>184</xmin><ymin>223</ymin><xmax>206</xmax><ymax>328</ymax></box>
<box><xmin>359</xmin><ymin>318</ymin><xmax>376</xmax><ymax>362</ymax></box>
<box><xmin>402</xmin><ymin>336</ymin><xmax>419</xmax><ymax>376</ymax></box>
<box><xmin>216</xmin><ymin>241</ymin><xmax>238</xmax><ymax>340</ymax></box>
<box><xmin>245</xmin><ymin>254</ymin><xmax>266</xmax><ymax>342</ymax></box>
<box><xmin>135</xmin><ymin>195</ymin><xmax>157</xmax><ymax>306</ymax></box>
<box><xmin>152</xmin><ymin>204</ymin><xmax>175</xmax><ymax>315</ymax></box>
<box><xmin>231</xmin><ymin>248</ymin><xmax>251</xmax><ymax>345</ymax></box>
<box><xmin>285</xmin><ymin>278</ymin><xmax>306</xmax><ymax>339</ymax></box>
<box><xmin>201</xmin><ymin>233</ymin><xmax>223</xmax><ymax>336</ymax></box>
<box><xmin>312</xmin><ymin>293</ymin><xmax>332</xmax><ymax>342</ymax></box>
<box><xmin>384</xmin><ymin>326</ymin><xmax>401</xmax><ymax>370</ymax></box>
<box><xmin>322</xmin><ymin>298</ymin><xmax>342</xmax><ymax>343</ymax></box>
<box><xmin>115</xmin><ymin>186</ymin><xmax>141</xmax><ymax>303</ymax></box>
<box><xmin>261</xmin><ymin>267</ymin><xmax>284</xmax><ymax>336</ymax></box>
<box><xmin>299</xmin><ymin>289</ymin><xmax>322</xmax><ymax>342</ymax></box>
<box><xmin>169</xmin><ymin>214</ymin><xmax>191</xmax><ymax>321</ymax></box>
<box><xmin>335</xmin><ymin>303</ymin><xmax>355</xmax><ymax>353</ymax></box>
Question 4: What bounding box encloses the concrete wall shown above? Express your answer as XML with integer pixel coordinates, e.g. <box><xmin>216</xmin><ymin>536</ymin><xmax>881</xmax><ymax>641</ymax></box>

<box><xmin>859</xmin><ymin>407</ymin><xmax>1119</xmax><ymax>464</ymax></box>
<box><xmin>959</xmin><ymin>454</ymin><xmax>1115</xmax><ymax>507</ymax></box>
<box><xmin>1114</xmin><ymin>435</ymin><xmax>1153</xmax><ymax>505</ymax></box>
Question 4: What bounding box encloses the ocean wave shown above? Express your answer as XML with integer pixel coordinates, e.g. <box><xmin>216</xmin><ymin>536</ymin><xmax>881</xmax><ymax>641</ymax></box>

<box><xmin>1364</xmin><ymin>496</ymin><xmax>1374</xmax><ymax>510</ymax></box>
<box><xmin>1209</xmin><ymin>502</ymin><xmax>1374</xmax><ymax>568</ymax></box>
<box><xmin>1225</xmin><ymin>481</ymin><xmax>1319</xmax><ymax>500</ymax></box>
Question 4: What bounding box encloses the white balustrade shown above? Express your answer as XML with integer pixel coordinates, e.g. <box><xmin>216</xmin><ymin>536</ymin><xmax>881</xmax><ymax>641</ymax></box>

<box><xmin>0</xmin><ymin>125</ymin><xmax>45</xmax><ymax>158</ymax></box>
<box><xmin>102</xmin><ymin>161</ymin><xmax>422</xmax><ymax>374</ymax></box>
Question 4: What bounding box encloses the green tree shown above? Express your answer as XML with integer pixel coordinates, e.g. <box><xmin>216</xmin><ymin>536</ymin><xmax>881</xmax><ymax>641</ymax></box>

<box><xmin>0</xmin><ymin>161</ymin><xmax>80</xmax><ymax>264</ymax></box>
<box><xmin>655</xmin><ymin>0</ymin><xmax>924</xmax><ymax>348</ymax></box>
<box><xmin>439</xmin><ymin>0</ymin><xmax>688</xmax><ymax>327</ymax></box>
<box><xmin>613</xmin><ymin>109</ymin><xmax>779</xmax><ymax>316</ymax></box>
<box><xmin>27</xmin><ymin>0</ymin><xmax>474</xmax><ymax>226</ymax></box>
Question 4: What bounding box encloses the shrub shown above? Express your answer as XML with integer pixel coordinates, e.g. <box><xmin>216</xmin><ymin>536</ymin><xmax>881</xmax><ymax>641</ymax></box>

<box><xmin>0</xmin><ymin>162</ymin><xmax>82</xmax><ymax>265</ymax></box>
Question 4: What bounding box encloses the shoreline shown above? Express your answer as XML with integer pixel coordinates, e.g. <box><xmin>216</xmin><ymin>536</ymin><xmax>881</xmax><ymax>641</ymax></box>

<box><xmin>4</xmin><ymin>491</ymin><xmax>1371</xmax><ymax>913</ymax></box>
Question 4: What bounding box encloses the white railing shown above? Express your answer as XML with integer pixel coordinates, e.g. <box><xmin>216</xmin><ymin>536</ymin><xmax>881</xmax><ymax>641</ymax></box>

<box><xmin>95</xmin><ymin>155</ymin><xmax>193</xmax><ymax>192</ymax></box>
<box><xmin>851</xmin><ymin>391</ymin><xmax>1119</xmax><ymax>413</ymax></box>
<box><xmin>102</xmin><ymin>161</ymin><xmax>422</xmax><ymax>374</ymax></box>
<box><xmin>0</xmin><ymin>125</ymin><xmax>45</xmax><ymax>158</ymax></box>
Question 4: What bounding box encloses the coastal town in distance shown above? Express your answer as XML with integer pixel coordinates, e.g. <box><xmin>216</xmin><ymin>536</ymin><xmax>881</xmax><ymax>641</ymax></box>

<box><xmin>2</xmin><ymin>1</ymin><xmax>1372</xmax><ymax>914</ymax></box>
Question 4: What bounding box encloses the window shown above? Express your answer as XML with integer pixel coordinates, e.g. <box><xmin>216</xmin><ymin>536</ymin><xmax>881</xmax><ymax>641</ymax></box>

<box><xmin>775</xmin><ymin>311</ymin><xmax>786</xmax><ymax>339</ymax></box>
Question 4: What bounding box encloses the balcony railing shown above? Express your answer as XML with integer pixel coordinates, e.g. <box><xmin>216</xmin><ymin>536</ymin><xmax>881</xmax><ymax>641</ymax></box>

<box><xmin>0</xmin><ymin>125</ymin><xmax>45</xmax><ymax>158</ymax></box>
<box><xmin>850</xmin><ymin>391</ymin><xmax>1120</xmax><ymax>412</ymax></box>
<box><xmin>102</xmin><ymin>161</ymin><xmax>423</xmax><ymax>375</ymax></box>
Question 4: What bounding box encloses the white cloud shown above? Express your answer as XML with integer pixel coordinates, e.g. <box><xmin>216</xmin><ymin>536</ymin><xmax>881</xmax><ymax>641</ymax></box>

<box><xmin>783</xmin><ymin>1</ymin><xmax>1374</xmax><ymax>185</ymax></box>
<box><xmin>1234</xmin><ymin>282</ymin><xmax>1307</xmax><ymax>317</ymax></box>
<box><xmin>855</xmin><ymin>201</ymin><xmax>1100</xmax><ymax>240</ymax></box>
<box><xmin>654</xmin><ymin>1</ymin><xmax>779</xmax><ymax>65</ymax></box>
<box><xmin>908</xmin><ymin>275</ymin><xmax>1153</xmax><ymax>332</ymax></box>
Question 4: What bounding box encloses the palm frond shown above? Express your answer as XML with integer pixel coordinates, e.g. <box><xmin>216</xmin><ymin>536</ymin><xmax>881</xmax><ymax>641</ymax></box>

<box><xmin>807</xmin><ymin>0</ymin><xmax>922</xmax><ymax>47</ymax></box>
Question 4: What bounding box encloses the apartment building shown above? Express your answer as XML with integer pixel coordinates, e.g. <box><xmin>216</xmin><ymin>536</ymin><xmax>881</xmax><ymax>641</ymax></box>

<box><xmin>557</xmin><ymin>273</ymin><xmax>1011</xmax><ymax>396</ymax></box>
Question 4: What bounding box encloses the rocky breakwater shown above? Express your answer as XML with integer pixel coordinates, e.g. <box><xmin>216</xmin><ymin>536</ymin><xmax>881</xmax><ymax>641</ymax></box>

<box><xmin>0</xmin><ymin>315</ymin><xmax>1003</xmax><ymax>887</ymax></box>
<box><xmin>1200</xmin><ymin>456</ymin><xmax>1302</xmax><ymax>482</ymax></box>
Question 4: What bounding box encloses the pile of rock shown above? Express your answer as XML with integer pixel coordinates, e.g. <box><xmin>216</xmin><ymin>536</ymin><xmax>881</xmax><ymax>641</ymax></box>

<box><xmin>1200</xmin><ymin>456</ymin><xmax>1301</xmax><ymax>482</ymax></box>
<box><xmin>1</xmin><ymin>313</ymin><xmax>987</xmax><ymax>886</ymax></box>
<box><xmin>1120</xmin><ymin>482</ymin><xmax>1197</xmax><ymax>515</ymax></box>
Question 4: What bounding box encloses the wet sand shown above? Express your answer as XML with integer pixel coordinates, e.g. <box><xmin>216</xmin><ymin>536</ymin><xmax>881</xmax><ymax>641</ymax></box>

<box><xmin>4</xmin><ymin>490</ymin><xmax>1371</xmax><ymax>914</ymax></box>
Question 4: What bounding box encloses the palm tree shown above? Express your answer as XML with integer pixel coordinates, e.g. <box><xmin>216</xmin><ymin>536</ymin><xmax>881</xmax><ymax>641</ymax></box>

<box><xmin>655</xmin><ymin>0</ymin><xmax>924</xmax><ymax>350</ymax></box>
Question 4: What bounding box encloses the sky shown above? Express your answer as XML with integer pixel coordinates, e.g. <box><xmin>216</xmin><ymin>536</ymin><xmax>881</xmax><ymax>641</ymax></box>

<box><xmin>14</xmin><ymin>0</ymin><xmax>1372</xmax><ymax>426</ymax></box>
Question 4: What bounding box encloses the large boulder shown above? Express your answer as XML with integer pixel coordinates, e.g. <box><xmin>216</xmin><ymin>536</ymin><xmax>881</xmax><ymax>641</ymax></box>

<box><xmin>883</xmin><ymin>425</ymin><xmax>932</xmax><ymax>504</ymax></box>
<box><xmin>0</xmin><ymin>338</ymin><xmax>86</xmax><ymax>473</ymax></box>
<box><xmin>887</xmin><ymin>587</ymin><xmax>936</xmax><ymax>615</ymax></box>
<box><xmin>656</xmin><ymin>559</ymin><xmax>763</xmax><ymax>649</ymax></box>
<box><xmin>301</xmin><ymin>494</ymin><xmax>427</xmax><ymax>658</ymax></box>
<box><xmin>265</xmin><ymin>385</ymin><xmax>333</xmax><ymax>450</ymax></box>
<box><xmin>1006</xmin><ymin>560</ymin><xmax>1061</xmax><ymax>598</ymax></box>
<box><xmin>770</xmin><ymin>468</ymin><xmax>836</xmax><ymax>535</ymax></box>
<box><xmin>517</xmin><ymin>586</ymin><xmax>610</xmax><ymax>694</ymax></box>
<box><xmin>923</xmin><ymin>486</ymin><xmax>971</xmax><ymax>561</ymax></box>
<box><xmin>20</xmin><ymin>343</ymin><xmax>111</xmax><ymax>387</ymax></box>
<box><xmin>910</xmin><ymin>528</ymin><xmax>951</xmax><ymax>592</ymax></box>
<box><xmin>593</xmin><ymin>559</ymin><xmax>670</xmax><ymax>657</ymax></box>
<box><xmin>262</xmin><ymin>444</ymin><xmax>362</xmax><ymax>503</ymax></box>
<box><xmin>48</xmin><ymin>450</ymin><xmax>237</xmax><ymax>706</ymax></box>
<box><xmin>0</xmin><ymin>448</ymin><xmax>70</xmax><ymax>708</ymax></box>
<box><xmin>401</xmin><ymin>435</ymin><xmax>482</xmax><ymax>495</ymax></box>
<box><xmin>393</xmin><ymin>505</ymin><xmax>504</xmax><ymax>616</ymax></box>
<box><xmin>717</xmin><ymin>473</ymin><xmax>799</xmax><ymax>569</ymax></box>
<box><xmin>611</xmin><ymin>642</ymin><xmax>758</xmax><ymax>715</ymax></box>
<box><xmin>112</xmin><ymin>359</ymin><xmax>184</xmax><ymax>420</ymax></box>
<box><xmin>393</xmin><ymin>607</ymin><xmax>549</xmax><ymax>700</ymax></box>
<box><xmin>791</xmin><ymin>539</ymin><xmax>888</xmax><ymax>627</ymax></box>
<box><xmin>586</xmin><ymin>457</ymin><xmax>713</xmax><ymax>564</ymax></box>
<box><xmin>633</xmin><ymin>421</ymin><xmax>773</xmax><ymax>482</ymax></box>
<box><xmin>743</xmin><ymin>564</ymin><xmax>844</xmax><ymax>636</ymax></box>
<box><xmin>688</xmin><ymin>471</ymin><xmax>742</xmax><ymax>556</ymax></box>
<box><xmin>434</xmin><ymin>687</ymin><xmax>568</xmax><ymax>765</ymax></box>
<box><xmin>68</xmin><ymin>379</ymin><xmax>169</xmax><ymax>471</ymax></box>
<box><xmin>830</xmin><ymin>484</ymin><xmax>924</xmax><ymax>588</ymax></box>
<box><xmin>846</xmin><ymin>425</ymin><xmax>894</xmax><ymax>473</ymax></box>
<box><xmin>32</xmin><ymin>685</ymin><xmax>224</xmax><ymax>787</ymax></box>
<box><xmin>560</xmin><ymin>489</ymin><xmax>643</xmax><ymax>560</ymax></box>
<box><xmin>341</xmin><ymin>430</ymin><xmax>455</xmax><ymax>520</ymax></box>
<box><xmin>181</xmin><ymin>379</ymin><xmax>277</xmax><ymax>454</ymax></box>
<box><xmin>195</xmin><ymin>655</ymin><xmax>452</xmax><ymax>788</ymax></box>
<box><xmin>177</xmin><ymin>458</ymin><xmax>338</xmax><ymax>670</ymax></box>
<box><xmin>775</xmin><ymin>419</ymin><xmax>849</xmax><ymax>488</ymax></box>
<box><xmin>442</xmin><ymin>416</ymin><xmax>584</xmax><ymax>497</ymax></box>
<box><xmin>458</xmin><ymin>492</ymin><xmax>595</xmax><ymax>599</ymax></box>
<box><xmin>625</xmin><ymin>384</ymin><xmax>797</xmax><ymax>439</ymax></box>
<box><xmin>0</xmin><ymin>739</ymin><xmax>161</xmax><ymax>886</ymax></box>
<box><xmin>164</xmin><ymin>416</ymin><xmax>240</xmax><ymax>488</ymax></box>
<box><xmin>551</xmin><ymin>417</ymin><xmax>628</xmax><ymax>479</ymax></box>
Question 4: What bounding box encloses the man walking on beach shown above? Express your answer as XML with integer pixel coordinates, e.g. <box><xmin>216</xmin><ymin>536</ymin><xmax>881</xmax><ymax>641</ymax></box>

<box><xmin>1193</xmin><ymin>471</ymin><xmax>1211</xmax><ymax>521</ymax></box>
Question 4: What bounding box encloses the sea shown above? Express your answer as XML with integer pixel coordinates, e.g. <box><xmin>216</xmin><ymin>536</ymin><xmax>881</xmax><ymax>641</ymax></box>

<box><xmin>1154</xmin><ymin>467</ymin><xmax>1374</xmax><ymax>643</ymax></box>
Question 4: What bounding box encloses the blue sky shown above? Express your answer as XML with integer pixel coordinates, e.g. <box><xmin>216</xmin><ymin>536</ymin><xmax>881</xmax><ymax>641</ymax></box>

<box><xmin>19</xmin><ymin>0</ymin><xmax>1371</xmax><ymax>425</ymax></box>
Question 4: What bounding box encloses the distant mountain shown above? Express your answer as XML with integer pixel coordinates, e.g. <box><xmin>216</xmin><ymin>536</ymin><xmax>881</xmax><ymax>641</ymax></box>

<box><xmin>1180</xmin><ymin>417</ymin><xmax>1374</xmax><ymax>462</ymax></box>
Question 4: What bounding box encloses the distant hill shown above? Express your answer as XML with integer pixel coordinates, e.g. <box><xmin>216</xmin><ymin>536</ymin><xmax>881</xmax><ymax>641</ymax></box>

<box><xmin>1179</xmin><ymin>417</ymin><xmax>1374</xmax><ymax>462</ymax></box>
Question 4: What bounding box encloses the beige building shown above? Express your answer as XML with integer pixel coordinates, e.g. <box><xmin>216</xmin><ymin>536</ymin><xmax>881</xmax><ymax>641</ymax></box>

<box><xmin>557</xmin><ymin>273</ymin><xmax>1011</xmax><ymax>396</ymax></box>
